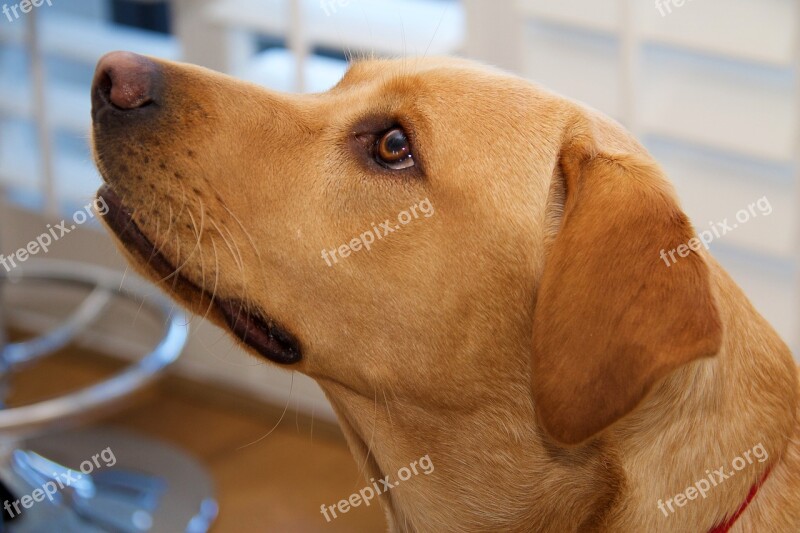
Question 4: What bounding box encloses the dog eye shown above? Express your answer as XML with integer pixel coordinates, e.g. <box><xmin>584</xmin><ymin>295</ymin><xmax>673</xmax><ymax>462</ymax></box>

<box><xmin>375</xmin><ymin>128</ymin><xmax>415</xmax><ymax>170</ymax></box>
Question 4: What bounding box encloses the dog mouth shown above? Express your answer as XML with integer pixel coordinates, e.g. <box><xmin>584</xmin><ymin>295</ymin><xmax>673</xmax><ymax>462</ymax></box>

<box><xmin>97</xmin><ymin>184</ymin><xmax>302</xmax><ymax>365</ymax></box>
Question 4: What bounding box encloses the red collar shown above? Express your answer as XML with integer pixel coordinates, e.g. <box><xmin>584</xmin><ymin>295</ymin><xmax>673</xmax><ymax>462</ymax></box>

<box><xmin>707</xmin><ymin>466</ymin><xmax>772</xmax><ymax>533</ymax></box>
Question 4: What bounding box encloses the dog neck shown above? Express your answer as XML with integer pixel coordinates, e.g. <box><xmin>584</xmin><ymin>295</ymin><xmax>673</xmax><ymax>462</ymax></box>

<box><xmin>317</xmin><ymin>360</ymin><xmax>625</xmax><ymax>531</ymax></box>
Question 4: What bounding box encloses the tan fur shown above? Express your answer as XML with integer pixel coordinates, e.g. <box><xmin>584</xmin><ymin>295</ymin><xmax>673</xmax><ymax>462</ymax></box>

<box><xmin>532</xmin><ymin>122</ymin><xmax>723</xmax><ymax>445</ymax></box>
<box><xmin>92</xmin><ymin>55</ymin><xmax>800</xmax><ymax>532</ymax></box>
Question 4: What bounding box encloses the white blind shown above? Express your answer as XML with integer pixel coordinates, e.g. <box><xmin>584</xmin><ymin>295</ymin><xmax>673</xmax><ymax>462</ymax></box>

<box><xmin>463</xmin><ymin>0</ymin><xmax>800</xmax><ymax>351</ymax></box>
<box><xmin>0</xmin><ymin>2</ymin><xmax>178</xmax><ymax>210</ymax></box>
<box><xmin>185</xmin><ymin>0</ymin><xmax>464</xmax><ymax>92</ymax></box>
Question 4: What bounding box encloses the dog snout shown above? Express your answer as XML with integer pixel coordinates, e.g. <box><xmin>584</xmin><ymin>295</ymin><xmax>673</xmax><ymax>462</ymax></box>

<box><xmin>92</xmin><ymin>51</ymin><xmax>161</xmax><ymax>120</ymax></box>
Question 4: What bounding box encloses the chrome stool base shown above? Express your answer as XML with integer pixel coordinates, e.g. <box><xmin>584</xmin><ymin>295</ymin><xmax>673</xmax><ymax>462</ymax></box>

<box><xmin>0</xmin><ymin>260</ymin><xmax>216</xmax><ymax>532</ymax></box>
<box><xmin>1</xmin><ymin>427</ymin><xmax>217</xmax><ymax>533</ymax></box>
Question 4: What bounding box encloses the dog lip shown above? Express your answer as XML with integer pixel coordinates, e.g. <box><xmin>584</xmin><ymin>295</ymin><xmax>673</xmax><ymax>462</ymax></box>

<box><xmin>215</xmin><ymin>300</ymin><xmax>303</xmax><ymax>365</ymax></box>
<box><xmin>98</xmin><ymin>184</ymin><xmax>175</xmax><ymax>279</ymax></box>
<box><xmin>97</xmin><ymin>185</ymin><xmax>303</xmax><ymax>365</ymax></box>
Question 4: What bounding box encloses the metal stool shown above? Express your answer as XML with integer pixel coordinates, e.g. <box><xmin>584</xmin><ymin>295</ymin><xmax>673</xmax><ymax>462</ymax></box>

<box><xmin>0</xmin><ymin>261</ymin><xmax>217</xmax><ymax>532</ymax></box>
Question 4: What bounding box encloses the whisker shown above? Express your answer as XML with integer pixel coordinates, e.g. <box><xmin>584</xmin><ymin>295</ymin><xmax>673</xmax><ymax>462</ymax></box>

<box><xmin>219</xmin><ymin>202</ymin><xmax>262</xmax><ymax>263</ymax></box>
<box><xmin>199</xmin><ymin>235</ymin><xmax>221</xmax><ymax>323</ymax></box>
<box><xmin>155</xmin><ymin>203</ymin><xmax>205</xmax><ymax>285</ymax></box>
<box><xmin>381</xmin><ymin>386</ymin><xmax>395</xmax><ymax>436</ymax></box>
<box><xmin>209</xmin><ymin>218</ymin><xmax>245</xmax><ymax>275</ymax></box>
<box><xmin>355</xmin><ymin>387</ymin><xmax>379</xmax><ymax>489</ymax></box>
<box><xmin>238</xmin><ymin>373</ymin><xmax>295</xmax><ymax>450</ymax></box>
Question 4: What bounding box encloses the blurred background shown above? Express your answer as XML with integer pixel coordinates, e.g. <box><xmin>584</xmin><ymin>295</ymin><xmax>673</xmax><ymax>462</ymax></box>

<box><xmin>0</xmin><ymin>0</ymin><xmax>797</xmax><ymax>531</ymax></box>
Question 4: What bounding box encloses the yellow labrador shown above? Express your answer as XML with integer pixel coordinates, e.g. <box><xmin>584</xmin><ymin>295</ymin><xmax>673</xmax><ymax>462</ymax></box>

<box><xmin>90</xmin><ymin>52</ymin><xmax>800</xmax><ymax>532</ymax></box>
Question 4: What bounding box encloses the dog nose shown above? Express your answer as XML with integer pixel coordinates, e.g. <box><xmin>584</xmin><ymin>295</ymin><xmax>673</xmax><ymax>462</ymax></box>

<box><xmin>92</xmin><ymin>51</ymin><xmax>161</xmax><ymax>113</ymax></box>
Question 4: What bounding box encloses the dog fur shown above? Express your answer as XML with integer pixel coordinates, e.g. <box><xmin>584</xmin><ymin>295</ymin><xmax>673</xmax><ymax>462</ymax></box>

<box><xmin>91</xmin><ymin>55</ymin><xmax>800</xmax><ymax>532</ymax></box>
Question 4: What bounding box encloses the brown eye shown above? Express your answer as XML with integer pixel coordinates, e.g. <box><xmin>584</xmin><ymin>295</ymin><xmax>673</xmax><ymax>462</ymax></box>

<box><xmin>375</xmin><ymin>128</ymin><xmax>415</xmax><ymax>170</ymax></box>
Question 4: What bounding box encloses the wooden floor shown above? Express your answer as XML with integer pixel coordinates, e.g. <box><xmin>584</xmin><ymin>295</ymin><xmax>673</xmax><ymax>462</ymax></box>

<box><xmin>7</xmin><ymin>341</ymin><xmax>386</xmax><ymax>532</ymax></box>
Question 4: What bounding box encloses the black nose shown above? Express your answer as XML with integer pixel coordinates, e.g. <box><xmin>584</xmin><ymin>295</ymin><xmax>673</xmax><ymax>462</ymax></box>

<box><xmin>92</xmin><ymin>51</ymin><xmax>161</xmax><ymax>119</ymax></box>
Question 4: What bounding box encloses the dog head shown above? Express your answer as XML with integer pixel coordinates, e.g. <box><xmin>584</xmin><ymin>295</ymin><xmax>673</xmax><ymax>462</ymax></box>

<box><xmin>91</xmin><ymin>53</ymin><xmax>721</xmax><ymax>447</ymax></box>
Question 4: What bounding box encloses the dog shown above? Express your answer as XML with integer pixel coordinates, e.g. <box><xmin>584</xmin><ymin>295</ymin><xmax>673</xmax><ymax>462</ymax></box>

<box><xmin>90</xmin><ymin>52</ymin><xmax>800</xmax><ymax>532</ymax></box>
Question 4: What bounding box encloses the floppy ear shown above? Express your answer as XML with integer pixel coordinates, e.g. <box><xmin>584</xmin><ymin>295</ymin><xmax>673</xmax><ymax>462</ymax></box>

<box><xmin>531</xmin><ymin>123</ymin><xmax>723</xmax><ymax>445</ymax></box>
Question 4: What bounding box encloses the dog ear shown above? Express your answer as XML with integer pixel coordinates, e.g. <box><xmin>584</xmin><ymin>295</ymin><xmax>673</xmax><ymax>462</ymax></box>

<box><xmin>531</xmin><ymin>121</ymin><xmax>723</xmax><ymax>445</ymax></box>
